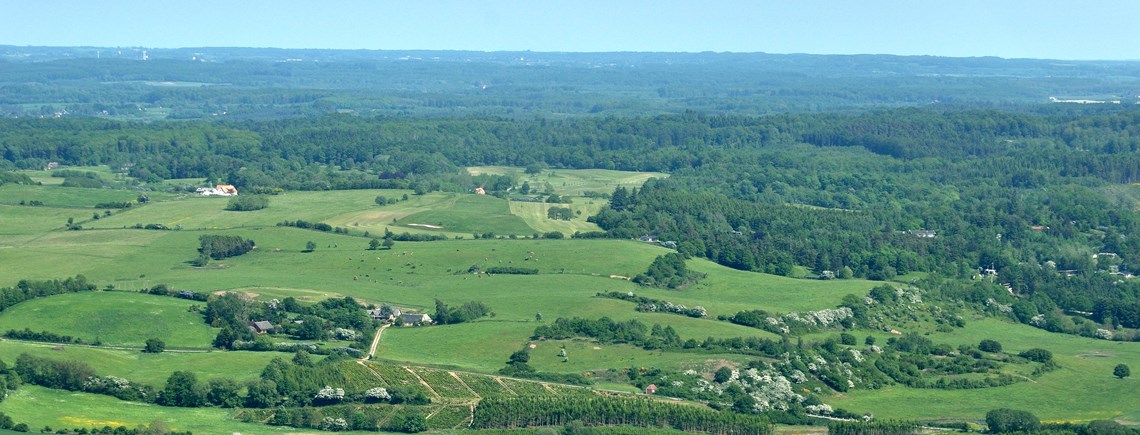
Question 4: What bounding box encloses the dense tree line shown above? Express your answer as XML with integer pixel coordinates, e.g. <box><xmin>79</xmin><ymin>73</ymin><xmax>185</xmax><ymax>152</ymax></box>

<box><xmin>471</xmin><ymin>396</ymin><xmax>773</xmax><ymax>434</ymax></box>
<box><xmin>632</xmin><ymin>253</ymin><xmax>706</xmax><ymax>289</ymax></box>
<box><xmin>197</xmin><ymin>234</ymin><xmax>255</xmax><ymax>260</ymax></box>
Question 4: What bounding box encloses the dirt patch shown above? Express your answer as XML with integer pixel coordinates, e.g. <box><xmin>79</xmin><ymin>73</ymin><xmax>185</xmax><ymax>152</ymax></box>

<box><xmin>212</xmin><ymin>290</ymin><xmax>260</xmax><ymax>299</ymax></box>
<box><xmin>1075</xmin><ymin>351</ymin><xmax>1115</xmax><ymax>358</ymax></box>
<box><xmin>408</xmin><ymin>223</ymin><xmax>443</xmax><ymax>229</ymax></box>
<box><xmin>592</xmin><ymin>346</ymin><xmax>602</xmax><ymax>350</ymax></box>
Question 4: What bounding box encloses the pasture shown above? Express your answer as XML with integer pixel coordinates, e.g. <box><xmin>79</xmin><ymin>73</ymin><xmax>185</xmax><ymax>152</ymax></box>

<box><xmin>0</xmin><ymin>291</ymin><xmax>217</xmax><ymax>348</ymax></box>
<box><xmin>832</xmin><ymin>318</ymin><xmax>1140</xmax><ymax>423</ymax></box>
<box><xmin>0</xmin><ymin>386</ymin><xmax>308</xmax><ymax>434</ymax></box>
<box><xmin>0</xmin><ymin>341</ymin><xmax>282</xmax><ymax>386</ymax></box>
<box><xmin>465</xmin><ymin>166</ymin><xmax>669</xmax><ymax>197</ymax></box>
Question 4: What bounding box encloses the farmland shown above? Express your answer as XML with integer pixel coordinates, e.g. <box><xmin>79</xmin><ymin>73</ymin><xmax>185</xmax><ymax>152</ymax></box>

<box><xmin>0</xmin><ymin>163</ymin><xmax>1138</xmax><ymax>432</ymax></box>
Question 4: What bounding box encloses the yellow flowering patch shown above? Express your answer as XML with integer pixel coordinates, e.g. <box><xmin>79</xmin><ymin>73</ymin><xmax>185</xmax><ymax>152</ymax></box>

<box><xmin>60</xmin><ymin>416</ymin><xmax>130</xmax><ymax>427</ymax></box>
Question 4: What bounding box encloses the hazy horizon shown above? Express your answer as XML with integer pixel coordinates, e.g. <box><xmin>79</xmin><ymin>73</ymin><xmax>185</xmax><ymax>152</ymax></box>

<box><xmin>3</xmin><ymin>0</ymin><xmax>1140</xmax><ymax>61</ymax></box>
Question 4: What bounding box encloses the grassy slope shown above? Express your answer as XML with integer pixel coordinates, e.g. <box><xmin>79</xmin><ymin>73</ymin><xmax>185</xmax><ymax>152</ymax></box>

<box><xmin>399</xmin><ymin>193</ymin><xmax>534</xmax><ymax>235</ymax></box>
<box><xmin>0</xmin><ymin>386</ymin><xmax>315</xmax><ymax>434</ymax></box>
<box><xmin>0</xmin><ymin>291</ymin><xmax>217</xmax><ymax>348</ymax></box>
<box><xmin>832</xmin><ymin>317</ymin><xmax>1140</xmax><ymax>423</ymax></box>
<box><xmin>508</xmin><ymin>200</ymin><xmax>604</xmax><ymax>234</ymax></box>
<box><xmin>0</xmin><ymin>341</ymin><xmax>281</xmax><ymax>386</ymax></box>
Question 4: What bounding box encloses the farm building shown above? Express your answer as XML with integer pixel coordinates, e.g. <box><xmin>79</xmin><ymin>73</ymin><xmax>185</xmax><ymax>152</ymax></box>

<box><xmin>645</xmin><ymin>384</ymin><xmax>657</xmax><ymax>394</ymax></box>
<box><xmin>249</xmin><ymin>320</ymin><xmax>274</xmax><ymax>334</ymax></box>
<box><xmin>399</xmin><ymin>313</ymin><xmax>432</xmax><ymax>326</ymax></box>
<box><xmin>196</xmin><ymin>184</ymin><xmax>239</xmax><ymax>196</ymax></box>
<box><xmin>367</xmin><ymin>307</ymin><xmax>402</xmax><ymax>322</ymax></box>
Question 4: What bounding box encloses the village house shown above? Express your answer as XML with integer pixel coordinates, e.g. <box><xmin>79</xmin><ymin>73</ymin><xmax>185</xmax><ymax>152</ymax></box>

<box><xmin>367</xmin><ymin>307</ymin><xmax>402</xmax><ymax>322</ymax></box>
<box><xmin>645</xmin><ymin>384</ymin><xmax>657</xmax><ymax>394</ymax></box>
<box><xmin>399</xmin><ymin>313</ymin><xmax>432</xmax><ymax>326</ymax></box>
<box><xmin>196</xmin><ymin>184</ymin><xmax>239</xmax><ymax>196</ymax></box>
<box><xmin>249</xmin><ymin>320</ymin><xmax>274</xmax><ymax>334</ymax></box>
<box><xmin>906</xmin><ymin>229</ymin><xmax>936</xmax><ymax>238</ymax></box>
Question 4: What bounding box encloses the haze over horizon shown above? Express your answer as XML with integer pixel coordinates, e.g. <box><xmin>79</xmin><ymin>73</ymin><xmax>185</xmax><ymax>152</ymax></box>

<box><xmin>2</xmin><ymin>0</ymin><xmax>1139</xmax><ymax>61</ymax></box>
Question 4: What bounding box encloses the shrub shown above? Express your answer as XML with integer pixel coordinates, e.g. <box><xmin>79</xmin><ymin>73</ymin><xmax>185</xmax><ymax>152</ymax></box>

<box><xmin>225</xmin><ymin>195</ymin><xmax>269</xmax><ymax>211</ymax></box>
<box><xmin>978</xmin><ymin>339</ymin><xmax>1002</xmax><ymax>353</ymax></box>
<box><xmin>1019</xmin><ymin>348</ymin><xmax>1053</xmax><ymax>363</ymax></box>
<box><xmin>985</xmin><ymin>408</ymin><xmax>1040</xmax><ymax>433</ymax></box>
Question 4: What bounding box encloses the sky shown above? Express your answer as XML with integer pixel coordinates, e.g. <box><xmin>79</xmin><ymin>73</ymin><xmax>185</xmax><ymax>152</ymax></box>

<box><xmin>1</xmin><ymin>0</ymin><xmax>1138</xmax><ymax>60</ymax></box>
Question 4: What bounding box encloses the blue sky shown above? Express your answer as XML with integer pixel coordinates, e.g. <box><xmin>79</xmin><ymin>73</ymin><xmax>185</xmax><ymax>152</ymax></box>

<box><xmin>2</xmin><ymin>0</ymin><xmax>1137</xmax><ymax>60</ymax></box>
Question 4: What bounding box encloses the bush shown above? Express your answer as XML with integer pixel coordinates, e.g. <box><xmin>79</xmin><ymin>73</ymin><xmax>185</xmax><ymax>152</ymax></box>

<box><xmin>978</xmin><ymin>339</ymin><xmax>1002</xmax><ymax>353</ymax></box>
<box><xmin>144</xmin><ymin>338</ymin><xmax>166</xmax><ymax>353</ymax></box>
<box><xmin>225</xmin><ymin>195</ymin><xmax>269</xmax><ymax>211</ymax></box>
<box><xmin>1019</xmin><ymin>348</ymin><xmax>1053</xmax><ymax>363</ymax></box>
<box><xmin>985</xmin><ymin>408</ymin><xmax>1040</xmax><ymax>433</ymax></box>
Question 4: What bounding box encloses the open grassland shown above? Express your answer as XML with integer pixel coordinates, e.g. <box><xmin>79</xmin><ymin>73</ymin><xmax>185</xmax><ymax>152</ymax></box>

<box><xmin>0</xmin><ymin>341</ymin><xmax>285</xmax><ymax>386</ymax></box>
<box><xmin>85</xmin><ymin>189</ymin><xmax>401</xmax><ymax>231</ymax></box>
<box><xmin>0</xmin><ymin>386</ymin><xmax>314</xmax><ymax>434</ymax></box>
<box><xmin>0</xmin><ymin>184</ymin><xmax>173</xmax><ymax>208</ymax></box>
<box><xmin>674</xmin><ymin>259</ymin><xmax>882</xmax><ymax>314</ymax></box>
<box><xmin>0</xmin><ymin>291</ymin><xmax>217</xmax><ymax>348</ymax></box>
<box><xmin>465</xmin><ymin>166</ymin><xmax>669</xmax><ymax>197</ymax></box>
<box><xmin>524</xmin><ymin>339</ymin><xmax>754</xmax><ymax>375</ymax></box>
<box><xmin>508</xmin><ymin>200</ymin><xmax>603</xmax><ymax>234</ymax></box>
<box><xmin>832</xmin><ymin>318</ymin><xmax>1140</xmax><ymax>423</ymax></box>
<box><xmin>398</xmin><ymin>193</ymin><xmax>534</xmax><ymax>235</ymax></box>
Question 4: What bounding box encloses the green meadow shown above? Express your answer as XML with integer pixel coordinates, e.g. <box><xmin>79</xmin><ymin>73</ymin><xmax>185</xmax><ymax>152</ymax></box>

<box><xmin>0</xmin><ymin>386</ymin><xmax>313</xmax><ymax>434</ymax></box>
<box><xmin>466</xmin><ymin>166</ymin><xmax>669</xmax><ymax>196</ymax></box>
<box><xmin>832</xmin><ymin>318</ymin><xmax>1140</xmax><ymax>423</ymax></box>
<box><xmin>0</xmin><ymin>291</ymin><xmax>217</xmax><ymax>348</ymax></box>
<box><xmin>0</xmin><ymin>341</ymin><xmax>280</xmax><ymax>386</ymax></box>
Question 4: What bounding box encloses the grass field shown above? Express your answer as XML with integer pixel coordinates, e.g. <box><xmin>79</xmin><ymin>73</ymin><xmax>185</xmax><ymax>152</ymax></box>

<box><xmin>0</xmin><ymin>386</ymin><xmax>314</xmax><ymax>434</ymax></box>
<box><xmin>465</xmin><ymin>166</ymin><xmax>668</xmax><ymax>197</ymax></box>
<box><xmin>398</xmin><ymin>194</ymin><xmax>534</xmax><ymax>235</ymax></box>
<box><xmin>0</xmin><ymin>291</ymin><xmax>217</xmax><ymax>348</ymax></box>
<box><xmin>0</xmin><ymin>341</ymin><xmax>285</xmax><ymax>386</ymax></box>
<box><xmin>507</xmin><ymin>200</ymin><xmax>603</xmax><ymax>234</ymax></box>
<box><xmin>831</xmin><ymin>318</ymin><xmax>1140</xmax><ymax>423</ymax></box>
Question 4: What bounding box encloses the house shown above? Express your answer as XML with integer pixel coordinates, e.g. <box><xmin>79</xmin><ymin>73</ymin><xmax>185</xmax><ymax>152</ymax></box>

<box><xmin>907</xmin><ymin>230</ymin><xmax>936</xmax><ymax>238</ymax></box>
<box><xmin>367</xmin><ymin>307</ymin><xmax>402</xmax><ymax>322</ymax></box>
<box><xmin>474</xmin><ymin>187</ymin><xmax>486</xmax><ymax>195</ymax></box>
<box><xmin>249</xmin><ymin>320</ymin><xmax>274</xmax><ymax>334</ymax></box>
<box><xmin>399</xmin><ymin>313</ymin><xmax>432</xmax><ymax>326</ymax></box>
<box><xmin>196</xmin><ymin>184</ymin><xmax>239</xmax><ymax>196</ymax></box>
<box><xmin>1031</xmin><ymin>225</ymin><xmax>1050</xmax><ymax>231</ymax></box>
<box><xmin>645</xmin><ymin>384</ymin><xmax>657</xmax><ymax>395</ymax></box>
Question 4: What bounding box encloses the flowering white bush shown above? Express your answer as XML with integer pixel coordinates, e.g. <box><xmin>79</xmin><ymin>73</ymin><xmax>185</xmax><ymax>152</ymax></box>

<box><xmin>986</xmin><ymin>298</ymin><xmax>1013</xmax><ymax>313</ymax></box>
<box><xmin>333</xmin><ymin>328</ymin><xmax>357</xmax><ymax>340</ymax></box>
<box><xmin>320</xmin><ymin>417</ymin><xmax>348</xmax><ymax>431</ymax></box>
<box><xmin>869</xmin><ymin>344</ymin><xmax>882</xmax><ymax>353</ymax></box>
<box><xmin>365</xmin><ymin>387</ymin><xmax>390</xmax><ymax>400</ymax></box>
<box><xmin>1029</xmin><ymin>314</ymin><xmax>1046</xmax><ymax>327</ymax></box>
<box><xmin>806</xmin><ymin>403</ymin><xmax>834</xmax><ymax>415</ymax></box>
<box><xmin>790</xmin><ymin>370</ymin><xmax>807</xmax><ymax>383</ymax></box>
<box><xmin>849</xmin><ymin>349</ymin><xmax>864</xmax><ymax>362</ymax></box>
<box><xmin>1095</xmin><ymin>328</ymin><xmax>1114</xmax><ymax>340</ymax></box>
<box><xmin>315</xmin><ymin>386</ymin><xmax>345</xmax><ymax>400</ymax></box>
